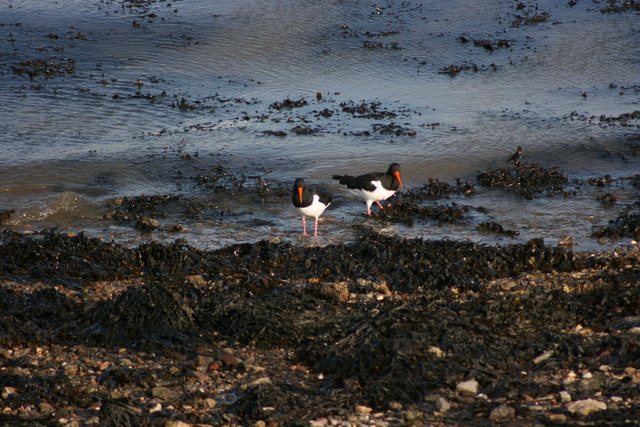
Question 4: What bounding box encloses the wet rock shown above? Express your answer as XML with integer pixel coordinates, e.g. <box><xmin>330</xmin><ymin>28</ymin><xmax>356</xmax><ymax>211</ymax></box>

<box><xmin>291</xmin><ymin>125</ymin><xmax>320</xmax><ymax>135</ymax></box>
<box><xmin>477</xmin><ymin>221</ymin><xmax>519</xmax><ymax>237</ymax></box>
<box><xmin>0</xmin><ymin>210</ymin><xmax>14</xmax><ymax>224</ymax></box>
<box><xmin>598</xmin><ymin>193</ymin><xmax>617</xmax><ymax>207</ymax></box>
<box><xmin>262</xmin><ymin>130</ymin><xmax>287</xmax><ymax>137</ymax></box>
<box><xmin>559</xmin><ymin>390</ymin><xmax>571</xmax><ymax>403</ymax></box>
<box><xmin>340</xmin><ymin>101</ymin><xmax>396</xmax><ymax>119</ymax></box>
<box><xmin>591</xmin><ymin>208</ymin><xmax>640</xmax><ymax>240</ymax></box>
<box><xmin>270</xmin><ymin>98</ymin><xmax>308</xmax><ymax>110</ymax></box>
<box><xmin>567</xmin><ymin>398</ymin><xmax>607</xmax><ymax>416</ymax></box>
<box><xmin>135</xmin><ymin>217</ymin><xmax>160</xmax><ymax>231</ymax></box>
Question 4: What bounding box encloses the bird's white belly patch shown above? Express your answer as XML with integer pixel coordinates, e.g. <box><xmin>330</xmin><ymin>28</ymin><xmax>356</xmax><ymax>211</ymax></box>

<box><xmin>297</xmin><ymin>195</ymin><xmax>328</xmax><ymax>219</ymax></box>
<box><xmin>348</xmin><ymin>180</ymin><xmax>396</xmax><ymax>202</ymax></box>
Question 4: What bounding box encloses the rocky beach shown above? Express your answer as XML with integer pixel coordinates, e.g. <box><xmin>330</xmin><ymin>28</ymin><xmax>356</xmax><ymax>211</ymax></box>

<box><xmin>2</xmin><ymin>0</ymin><xmax>640</xmax><ymax>425</ymax></box>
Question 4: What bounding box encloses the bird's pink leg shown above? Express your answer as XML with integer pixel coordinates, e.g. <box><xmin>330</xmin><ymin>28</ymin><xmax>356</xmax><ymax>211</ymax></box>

<box><xmin>302</xmin><ymin>217</ymin><xmax>307</xmax><ymax>236</ymax></box>
<box><xmin>375</xmin><ymin>201</ymin><xmax>384</xmax><ymax>209</ymax></box>
<box><xmin>313</xmin><ymin>219</ymin><xmax>319</xmax><ymax>237</ymax></box>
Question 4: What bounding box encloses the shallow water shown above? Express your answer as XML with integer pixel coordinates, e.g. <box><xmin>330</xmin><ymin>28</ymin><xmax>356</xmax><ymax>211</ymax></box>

<box><xmin>1</xmin><ymin>0</ymin><xmax>639</xmax><ymax>250</ymax></box>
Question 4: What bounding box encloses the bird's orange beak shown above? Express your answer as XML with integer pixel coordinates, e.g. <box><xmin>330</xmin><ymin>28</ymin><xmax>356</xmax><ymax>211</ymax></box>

<box><xmin>394</xmin><ymin>171</ymin><xmax>403</xmax><ymax>189</ymax></box>
<box><xmin>298</xmin><ymin>187</ymin><xmax>303</xmax><ymax>204</ymax></box>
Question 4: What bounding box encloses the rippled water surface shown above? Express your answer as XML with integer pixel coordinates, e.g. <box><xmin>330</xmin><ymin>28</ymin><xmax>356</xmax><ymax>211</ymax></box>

<box><xmin>1</xmin><ymin>0</ymin><xmax>639</xmax><ymax>250</ymax></box>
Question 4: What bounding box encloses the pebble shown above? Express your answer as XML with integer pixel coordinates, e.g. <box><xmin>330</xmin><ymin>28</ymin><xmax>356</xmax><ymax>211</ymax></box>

<box><xmin>194</xmin><ymin>355</ymin><xmax>214</xmax><ymax>369</ymax></box>
<box><xmin>389</xmin><ymin>401</ymin><xmax>403</xmax><ymax>410</ymax></box>
<box><xmin>222</xmin><ymin>355</ymin><xmax>241</xmax><ymax>366</ymax></box>
<box><xmin>489</xmin><ymin>404</ymin><xmax>515</xmax><ymax>421</ymax></box>
<box><xmin>164</xmin><ymin>421</ymin><xmax>191</xmax><ymax>427</ymax></box>
<box><xmin>149</xmin><ymin>403</ymin><xmax>162</xmax><ymax>413</ymax></box>
<box><xmin>38</xmin><ymin>402</ymin><xmax>54</xmax><ymax>414</ymax></box>
<box><xmin>403</xmin><ymin>410</ymin><xmax>423</xmax><ymax>421</ymax></box>
<box><xmin>152</xmin><ymin>386</ymin><xmax>173</xmax><ymax>400</ymax></box>
<box><xmin>548</xmin><ymin>414</ymin><xmax>567</xmax><ymax>422</ymax></box>
<box><xmin>309</xmin><ymin>418</ymin><xmax>328</xmax><ymax>427</ymax></box>
<box><xmin>186</xmin><ymin>274</ymin><xmax>206</xmax><ymax>286</ymax></box>
<box><xmin>428</xmin><ymin>346</ymin><xmax>445</xmax><ymax>358</ymax></box>
<box><xmin>203</xmin><ymin>398</ymin><xmax>217</xmax><ymax>409</ymax></box>
<box><xmin>567</xmin><ymin>398</ymin><xmax>607</xmax><ymax>416</ymax></box>
<box><xmin>533</xmin><ymin>350</ymin><xmax>553</xmax><ymax>364</ymax></box>
<box><xmin>456</xmin><ymin>379</ymin><xmax>478</xmax><ymax>395</ymax></box>
<box><xmin>559</xmin><ymin>390</ymin><xmax>571</xmax><ymax>403</ymax></box>
<box><xmin>436</xmin><ymin>397</ymin><xmax>451</xmax><ymax>413</ymax></box>
<box><xmin>355</xmin><ymin>405</ymin><xmax>372</xmax><ymax>414</ymax></box>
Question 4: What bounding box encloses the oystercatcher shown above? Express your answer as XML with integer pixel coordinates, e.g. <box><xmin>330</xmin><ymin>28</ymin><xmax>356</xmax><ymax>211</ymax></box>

<box><xmin>332</xmin><ymin>163</ymin><xmax>403</xmax><ymax>215</ymax></box>
<box><xmin>291</xmin><ymin>178</ymin><xmax>332</xmax><ymax>237</ymax></box>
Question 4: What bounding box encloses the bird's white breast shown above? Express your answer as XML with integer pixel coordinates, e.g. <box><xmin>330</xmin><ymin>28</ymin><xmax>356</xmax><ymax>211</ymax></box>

<box><xmin>297</xmin><ymin>194</ymin><xmax>329</xmax><ymax>219</ymax></box>
<box><xmin>348</xmin><ymin>180</ymin><xmax>396</xmax><ymax>202</ymax></box>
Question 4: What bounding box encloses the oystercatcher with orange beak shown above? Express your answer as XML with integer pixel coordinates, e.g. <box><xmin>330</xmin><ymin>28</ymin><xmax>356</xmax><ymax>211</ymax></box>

<box><xmin>291</xmin><ymin>178</ymin><xmax>332</xmax><ymax>237</ymax></box>
<box><xmin>332</xmin><ymin>163</ymin><xmax>403</xmax><ymax>215</ymax></box>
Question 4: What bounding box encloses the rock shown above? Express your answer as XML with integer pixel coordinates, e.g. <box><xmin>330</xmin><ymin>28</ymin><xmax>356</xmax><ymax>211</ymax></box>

<box><xmin>254</xmin><ymin>421</ymin><xmax>266</xmax><ymax>427</ymax></box>
<box><xmin>194</xmin><ymin>355</ymin><xmax>214</xmax><ymax>369</ymax></box>
<box><xmin>559</xmin><ymin>391</ymin><xmax>571</xmax><ymax>403</ymax></box>
<box><xmin>165</xmin><ymin>422</ymin><xmax>191</xmax><ymax>427</ymax></box>
<box><xmin>436</xmin><ymin>397</ymin><xmax>451</xmax><ymax>413</ymax></box>
<box><xmin>389</xmin><ymin>401</ymin><xmax>403</xmax><ymax>410</ymax></box>
<box><xmin>149</xmin><ymin>403</ymin><xmax>162</xmax><ymax>413</ymax></box>
<box><xmin>309</xmin><ymin>418</ymin><xmax>328</xmax><ymax>427</ymax></box>
<box><xmin>186</xmin><ymin>274</ymin><xmax>207</xmax><ymax>286</ymax></box>
<box><xmin>2</xmin><ymin>387</ymin><xmax>18</xmax><ymax>399</ymax></box>
<box><xmin>533</xmin><ymin>350</ymin><xmax>553</xmax><ymax>364</ymax></box>
<box><xmin>64</xmin><ymin>364</ymin><xmax>79</xmax><ymax>375</ymax></box>
<box><xmin>135</xmin><ymin>217</ymin><xmax>160</xmax><ymax>231</ymax></box>
<box><xmin>489</xmin><ymin>404</ymin><xmax>515</xmax><ymax>421</ymax></box>
<box><xmin>456</xmin><ymin>379</ymin><xmax>479</xmax><ymax>395</ymax></box>
<box><xmin>404</xmin><ymin>410</ymin><xmax>423</xmax><ymax>421</ymax></box>
<box><xmin>567</xmin><ymin>399</ymin><xmax>607</xmax><ymax>416</ymax></box>
<box><xmin>222</xmin><ymin>355</ymin><xmax>241</xmax><ymax>366</ymax></box>
<box><xmin>203</xmin><ymin>398</ymin><xmax>217</xmax><ymax>409</ymax></box>
<box><xmin>355</xmin><ymin>405</ymin><xmax>372</xmax><ymax>414</ymax></box>
<box><xmin>248</xmin><ymin>377</ymin><xmax>272</xmax><ymax>387</ymax></box>
<box><xmin>548</xmin><ymin>414</ymin><xmax>567</xmax><ymax>422</ymax></box>
<box><xmin>151</xmin><ymin>386</ymin><xmax>173</xmax><ymax>400</ymax></box>
<box><xmin>320</xmin><ymin>282</ymin><xmax>349</xmax><ymax>302</ymax></box>
<box><xmin>38</xmin><ymin>402</ymin><xmax>55</xmax><ymax>414</ymax></box>
<box><xmin>428</xmin><ymin>346</ymin><xmax>445</xmax><ymax>358</ymax></box>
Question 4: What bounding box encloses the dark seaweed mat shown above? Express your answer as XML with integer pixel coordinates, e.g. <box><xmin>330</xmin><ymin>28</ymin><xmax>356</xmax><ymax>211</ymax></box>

<box><xmin>477</xmin><ymin>162</ymin><xmax>568</xmax><ymax>199</ymax></box>
<box><xmin>2</xmin><ymin>230</ymin><xmax>640</xmax><ymax>424</ymax></box>
<box><xmin>307</xmin><ymin>277</ymin><xmax>640</xmax><ymax>407</ymax></box>
<box><xmin>592</xmin><ymin>202</ymin><xmax>640</xmax><ymax>240</ymax></box>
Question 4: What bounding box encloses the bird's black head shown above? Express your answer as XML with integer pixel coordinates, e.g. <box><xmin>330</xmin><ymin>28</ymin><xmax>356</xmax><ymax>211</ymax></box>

<box><xmin>387</xmin><ymin>163</ymin><xmax>402</xmax><ymax>188</ymax></box>
<box><xmin>293</xmin><ymin>178</ymin><xmax>306</xmax><ymax>204</ymax></box>
<box><xmin>293</xmin><ymin>178</ymin><xmax>306</xmax><ymax>190</ymax></box>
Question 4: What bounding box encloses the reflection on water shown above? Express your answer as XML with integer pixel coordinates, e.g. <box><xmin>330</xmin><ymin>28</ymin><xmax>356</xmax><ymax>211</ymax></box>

<box><xmin>0</xmin><ymin>0</ymin><xmax>639</xmax><ymax>250</ymax></box>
